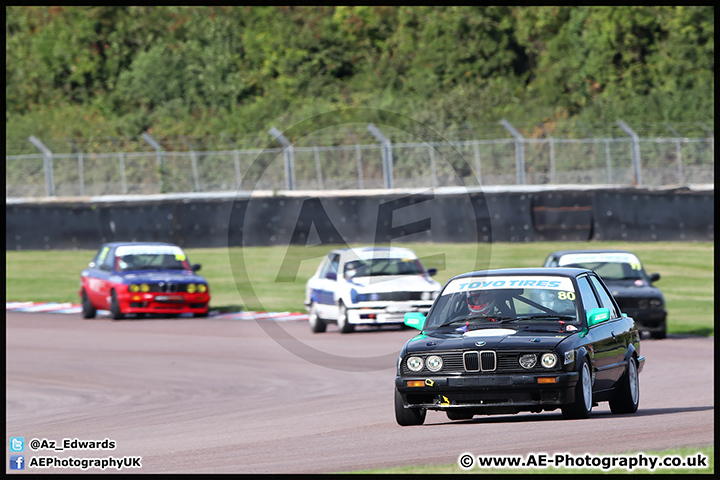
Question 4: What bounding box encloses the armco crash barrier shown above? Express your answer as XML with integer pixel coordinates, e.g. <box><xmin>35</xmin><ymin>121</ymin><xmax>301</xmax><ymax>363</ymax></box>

<box><xmin>5</xmin><ymin>186</ymin><xmax>714</xmax><ymax>250</ymax></box>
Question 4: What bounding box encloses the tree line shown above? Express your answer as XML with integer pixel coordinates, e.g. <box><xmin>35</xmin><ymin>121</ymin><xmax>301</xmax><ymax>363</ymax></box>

<box><xmin>5</xmin><ymin>6</ymin><xmax>714</xmax><ymax>151</ymax></box>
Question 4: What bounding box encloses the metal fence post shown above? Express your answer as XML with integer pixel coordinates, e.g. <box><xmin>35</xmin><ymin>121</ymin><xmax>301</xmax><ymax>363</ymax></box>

<box><xmin>142</xmin><ymin>132</ymin><xmax>165</xmax><ymax>192</ymax></box>
<box><xmin>29</xmin><ymin>135</ymin><xmax>54</xmax><ymax>196</ymax></box>
<box><xmin>500</xmin><ymin>119</ymin><xmax>525</xmax><ymax>185</ymax></box>
<box><xmin>269</xmin><ymin>126</ymin><xmax>295</xmax><ymax>190</ymax></box>
<box><xmin>368</xmin><ymin>123</ymin><xmax>393</xmax><ymax>189</ymax></box>
<box><xmin>313</xmin><ymin>145</ymin><xmax>324</xmax><ymax>190</ymax></box>
<box><xmin>67</xmin><ymin>138</ymin><xmax>84</xmax><ymax>196</ymax></box>
<box><xmin>355</xmin><ymin>144</ymin><xmax>364</xmax><ymax>189</ymax></box>
<box><xmin>664</xmin><ymin>122</ymin><xmax>685</xmax><ymax>184</ymax></box>
<box><xmin>473</xmin><ymin>140</ymin><xmax>482</xmax><ymax>185</ymax></box>
<box><xmin>617</xmin><ymin>120</ymin><xmax>642</xmax><ymax>186</ymax></box>
<box><xmin>222</xmin><ymin>134</ymin><xmax>243</xmax><ymax>190</ymax></box>
<box><xmin>428</xmin><ymin>143</ymin><xmax>437</xmax><ymax>188</ymax></box>
<box><xmin>182</xmin><ymin>136</ymin><xmax>201</xmax><ymax>192</ymax></box>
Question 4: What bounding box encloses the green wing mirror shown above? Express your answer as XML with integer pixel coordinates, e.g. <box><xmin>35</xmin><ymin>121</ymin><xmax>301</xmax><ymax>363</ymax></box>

<box><xmin>586</xmin><ymin>307</ymin><xmax>610</xmax><ymax>327</ymax></box>
<box><xmin>404</xmin><ymin>312</ymin><xmax>426</xmax><ymax>330</ymax></box>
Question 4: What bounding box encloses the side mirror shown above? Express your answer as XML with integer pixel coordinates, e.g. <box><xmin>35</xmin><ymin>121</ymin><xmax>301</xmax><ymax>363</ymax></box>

<box><xmin>427</xmin><ymin>268</ymin><xmax>437</xmax><ymax>277</ymax></box>
<box><xmin>88</xmin><ymin>261</ymin><xmax>96</xmax><ymax>268</ymax></box>
<box><xmin>649</xmin><ymin>272</ymin><xmax>660</xmax><ymax>283</ymax></box>
<box><xmin>586</xmin><ymin>307</ymin><xmax>610</xmax><ymax>327</ymax></box>
<box><xmin>192</xmin><ymin>264</ymin><xmax>202</xmax><ymax>272</ymax></box>
<box><xmin>326</xmin><ymin>272</ymin><xmax>337</xmax><ymax>281</ymax></box>
<box><xmin>404</xmin><ymin>312</ymin><xmax>425</xmax><ymax>330</ymax></box>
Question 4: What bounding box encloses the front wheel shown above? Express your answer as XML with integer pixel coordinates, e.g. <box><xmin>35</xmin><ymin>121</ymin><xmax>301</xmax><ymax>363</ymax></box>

<box><xmin>609</xmin><ymin>356</ymin><xmax>639</xmax><ymax>414</ymax></box>
<box><xmin>81</xmin><ymin>289</ymin><xmax>96</xmax><ymax>319</ymax></box>
<box><xmin>394</xmin><ymin>389</ymin><xmax>426</xmax><ymax>426</ymax></box>
<box><xmin>562</xmin><ymin>358</ymin><xmax>592</xmax><ymax>419</ymax></box>
<box><xmin>308</xmin><ymin>303</ymin><xmax>327</xmax><ymax>333</ymax></box>
<box><xmin>110</xmin><ymin>290</ymin><xmax>124</xmax><ymax>320</ymax></box>
<box><xmin>337</xmin><ymin>302</ymin><xmax>354</xmax><ymax>334</ymax></box>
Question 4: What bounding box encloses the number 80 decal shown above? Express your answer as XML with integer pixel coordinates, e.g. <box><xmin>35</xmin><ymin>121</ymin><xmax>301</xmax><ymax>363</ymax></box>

<box><xmin>558</xmin><ymin>291</ymin><xmax>576</xmax><ymax>300</ymax></box>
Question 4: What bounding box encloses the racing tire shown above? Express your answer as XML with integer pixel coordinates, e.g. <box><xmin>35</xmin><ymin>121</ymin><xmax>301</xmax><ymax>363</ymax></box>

<box><xmin>562</xmin><ymin>358</ymin><xmax>592</xmax><ymax>419</ymax></box>
<box><xmin>337</xmin><ymin>302</ymin><xmax>354</xmax><ymax>334</ymax></box>
<box><xmin>110</xmin><ymin>290</ymin><xmax>124</xmax><ymax>320</ymax></box>
<box><xmin>81</xmin><ymin>290</ymin><xmax>96</xmax><ymax>319</ymax></box>
<box><xmin>649</xmin><ymin>322</ymin><xmax>667</xmax><ymax>340</ymax></box>
<box><xmin>394</xmin><ymin>388</ymin><xmax>426</xmax><ymax>426</ymax></box>
<box><xmin>609</xmin><ymin>356</ymin><xmax>640</xmax><ymax>414</ymax></box>
<box><xmin>308</xmin><ymin>303</ymin><xmax>327</xmax><ymax>333</ymax></box>
<box><xmin>446</xmin><ymin>410</ymin><xmax>474</xmax><ymax>421</ymax></box>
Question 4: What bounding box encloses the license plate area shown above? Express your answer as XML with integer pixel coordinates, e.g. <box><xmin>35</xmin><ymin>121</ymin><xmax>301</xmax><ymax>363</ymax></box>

<box><xmin>156</xmin><ymin>295</ymin><xmax>184</xmax><ymax>303</ymax></box>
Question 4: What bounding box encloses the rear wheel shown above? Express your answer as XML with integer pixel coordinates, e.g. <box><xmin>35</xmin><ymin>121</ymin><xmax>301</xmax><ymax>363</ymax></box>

<box><xmin>394</xmin><ymin>389</ymin><xmax>426</xmax><ymax>426</ymax></box>
<box><xmin>110</xmin><ymin>290</ymin><xmax>124</xmax><ymax>320</ymax></box>
<box><xmin>81</xmin><ymin>290</ymin><xmax>96</xmax><ymax>319</ymax></box>
<box><xmin>308</xmin><ymin>303</ymin><xmax>327</xmax><ymax>333</ymax></box>
<box><xmin>649</xmin><ymin>321</ymin><xmax>667</xmax><ymax>339</ymax></box>
<box><xmin>609</xmin><ymin>356</ymin><xmax>639</xmax><ymax>414</ymax></box>
<box><xmin>337</xmin><ymin>302</ymin><xmax>354</xmax><ymax>334</ymax></box>
<box><xmin>562</xmin><ymin>358</ymin><xmax>592</xmax><ymax>419</ymax></box>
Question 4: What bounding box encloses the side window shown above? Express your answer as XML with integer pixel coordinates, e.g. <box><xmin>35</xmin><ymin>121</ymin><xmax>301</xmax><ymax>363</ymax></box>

<box><xmin>576</xmin><ymin>276</ymin><xmax>600</xmax><ymax>314</ymax></box>
<box><xmin>320</xmin><ymin>254</ymin><xmax>340</xmax><ymax>279</ymax></box>
<box><xmin>102</xmin><ymin>248</ymin><xmax>115</xmax><ymax>271</ymax></box>
<box><xmin>544</xmin><ymin>257</ymin><xmax>558</xmax><ymax>267</ymax></box>
<box><xmin>589</xmin><ymin>275</ymin><xmax>620</xmax><ymax>319</ymax></box>
<box><xmin>93</xmin><ymin>246</ymin><xmax>109</xmax><ymax>268</ymax></box>
<box><xmin>328</xmin><ymin>254</ymin><xmax>340</xmax><ymax>278</ymax></box>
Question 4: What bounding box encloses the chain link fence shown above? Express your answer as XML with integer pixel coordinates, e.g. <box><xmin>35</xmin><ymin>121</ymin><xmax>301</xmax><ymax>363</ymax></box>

<box><xmin>6</xmin><ymin>122</ymin><xmax>714</xmax><ymax>198</ymax></box>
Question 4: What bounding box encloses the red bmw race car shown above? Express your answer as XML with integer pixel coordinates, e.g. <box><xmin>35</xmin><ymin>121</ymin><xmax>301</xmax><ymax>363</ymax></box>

<box><xmin>79</xmin><ymin>242</ymin><xmax>211</xmax><ymax>319</ymax></box>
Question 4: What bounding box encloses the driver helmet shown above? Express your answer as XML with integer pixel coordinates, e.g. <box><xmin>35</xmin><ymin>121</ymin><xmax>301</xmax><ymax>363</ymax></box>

<box><xmin>467</xmin><ymin>290</ymin><xmax>495</xmax><ymax>315</ymax></box>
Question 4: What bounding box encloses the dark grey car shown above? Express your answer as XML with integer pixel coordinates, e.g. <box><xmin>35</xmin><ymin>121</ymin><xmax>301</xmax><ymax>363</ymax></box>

<box><xmin>543</xmin><ymin>250</ymin><xmax>667</xmax><ymax>339</ymax></box>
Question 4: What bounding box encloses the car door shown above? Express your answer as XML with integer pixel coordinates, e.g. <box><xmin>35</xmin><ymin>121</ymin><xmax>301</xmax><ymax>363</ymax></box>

<box><xmin>588</xmin><ymin>273</ymin><xmax>628</xmax><ymax>385</ymax></box>
<box><xmin>576</xmin><ymin>274</ymin><xmax>621</xmax><ymax>392</ymax></box>
<box><xmin>312</xmin><ymin>253</ymin><xmax>341</xmax><ymax>320</ymax></box>
<box><xmin>83</xmin><ymin>245</ymin><xmax>115</xmax><ymax>309</ymax></box>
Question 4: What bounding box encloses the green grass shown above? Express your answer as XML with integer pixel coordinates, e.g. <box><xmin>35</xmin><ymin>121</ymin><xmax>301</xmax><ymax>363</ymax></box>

<box><xmin>5</xmin><ymin>241</ymin><xmax>714</xmax><ymax>336</ymax></box>
<box><xmin>350</xmin><ymin>445</ymin><xmax>713</xmax><ymax>474</ymax></box>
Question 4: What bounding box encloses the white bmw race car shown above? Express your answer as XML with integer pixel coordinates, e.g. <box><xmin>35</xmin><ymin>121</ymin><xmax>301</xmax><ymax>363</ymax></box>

<box><xmin>305</xmin><ymin>246</ymin><xmax>442</xmax><ymax>333</ymax></box>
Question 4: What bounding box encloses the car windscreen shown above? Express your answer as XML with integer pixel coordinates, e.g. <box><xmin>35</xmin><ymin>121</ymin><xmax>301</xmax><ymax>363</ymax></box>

<box><xmin>344</xmin><ymin>258</ymin><xmax>424</xmax><ymax>277</ymax></box>
<box><xmin>425</xmin><ymin>275</ymin><xmax>579</xmax><ymax>330</ymax></box>
<box><xmin>115</xmin><ymin>245</ymin><xmax>191</xmax><ymax>272</ymax></box>
<box><xmin>557</xmin><ymin>253</ymin><xmax>647</xmax><ymax>281</ymax></box>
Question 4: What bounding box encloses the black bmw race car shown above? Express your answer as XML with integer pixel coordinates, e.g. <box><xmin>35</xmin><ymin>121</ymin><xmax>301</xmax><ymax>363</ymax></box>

<box><xmin>394</xmin><ymin>267</ymin><xmax>644</xmax><ymax>426</ymax></box>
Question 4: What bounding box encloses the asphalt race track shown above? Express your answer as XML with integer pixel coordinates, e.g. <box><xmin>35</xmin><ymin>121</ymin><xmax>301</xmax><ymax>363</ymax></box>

<box><xmin>6</xmin><ymin>311</ymin><xmax>714</xmax><ymax>474</ymax></box>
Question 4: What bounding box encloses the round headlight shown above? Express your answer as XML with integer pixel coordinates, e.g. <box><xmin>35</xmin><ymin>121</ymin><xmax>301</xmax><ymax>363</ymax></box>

<box><xmin>519</xmin><ymin>353</ymin><xmax>537</xmax><ymax>369</ymax></box>
<box><xmin>129</xmin><ymin>284</ymin><xmax>140</xmax><ymax>293</ymax></box>
<box><xmin>406</xmin><ymin>356</ymin><xmax>424</xmax><ymax>372</ymax></box>
<box><xmin>426</xmin><ymin>355</ymin><xmax>443</xmax><ymax>372</ymax></box>
<box><xmin>541</xmin><ymin>353</ymin><xmax>558</xmax><ymax>368</ymax></box>
<box><xmin>187</xmin><ymin>283</ymin><xmax>196</xmax><ymax>293</ymax></box>
<box><xmin>198</xmin><ymin>284</ymin><xmax>207</xmax><ymax>293</ymax></box>
<box><xmin>140</xmin><ymin>283</ymin><xmax>150</xmax><ymax>292</ymax></box>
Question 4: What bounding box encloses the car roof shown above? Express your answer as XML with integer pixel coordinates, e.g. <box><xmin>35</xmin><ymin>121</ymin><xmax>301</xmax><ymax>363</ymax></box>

<box><xmin>331</xmin><ymin>246</ymin><xmax>418</xmax><ymax>256</ymax></box>
<box><xmin>101</xmin><ymin>241</ymin><xmax>180</xmax><ymax>250</ymax></box>
<box><xmin>450</xmin><ymin>267</ymin><xmax>592</xmax><ymax>281</ymax></box>
<box><xmin>547</xmin><ymin>249</ymin><xmax>635</xmax><ymax>258</ymax></box>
